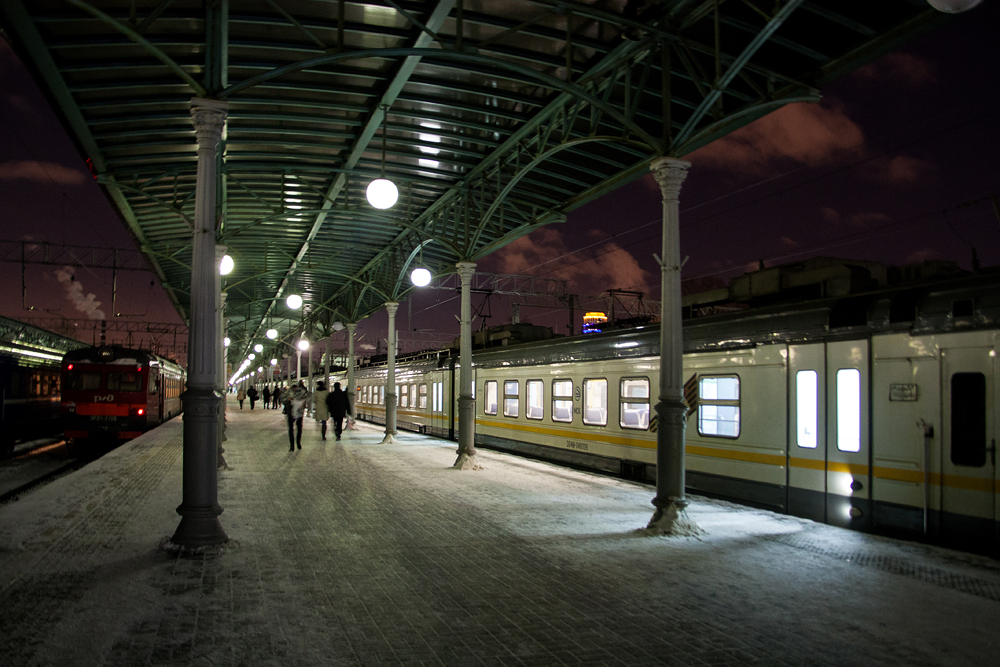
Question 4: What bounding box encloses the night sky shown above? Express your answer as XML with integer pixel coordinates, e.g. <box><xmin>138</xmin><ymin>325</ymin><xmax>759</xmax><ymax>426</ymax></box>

<box><xmin>1</xmin><ymin>3</ymin><xmax>997</xmax><ymax>360</ymax></box>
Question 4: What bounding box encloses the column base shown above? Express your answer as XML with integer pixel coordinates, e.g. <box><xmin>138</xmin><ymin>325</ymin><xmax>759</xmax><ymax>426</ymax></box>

<box><xmin>381</xmin><ymin>433</ymin><xmax>399</xmax><ymax>444</ymax></box>
<box><xmin>644</xmin><ymin>497</ymin><xmax>703</xmax><ymax>537</ymax></box>
<box><xmin>171</xmin><ymin>502</ymin><xmax>228</xmax><ymax>547</ymax></box>
<box><xmin>452</xmin><ymin>452</ymin><xmax>484</xmax><ymax>471</ymax></box>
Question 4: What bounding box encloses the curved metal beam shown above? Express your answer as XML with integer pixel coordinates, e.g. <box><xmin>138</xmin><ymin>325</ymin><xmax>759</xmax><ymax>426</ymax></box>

<box><xmin>62</xmin><ymin>0</ymin><xmax>207</xmax><ymax>97</ymax></box>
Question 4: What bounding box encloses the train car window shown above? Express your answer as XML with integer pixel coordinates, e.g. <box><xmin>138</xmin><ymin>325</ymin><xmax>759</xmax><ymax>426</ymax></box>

<box><xmin>698</xmin><ymin>376</ymin><xmax>740</xmax><ymax>438</ymax></box>
<box><xmin>108</xmin><ymin>372</ymin><xmax>142</xmax><ymax>392</ymax></box>
<box><xmin>552</xmin><ymin>380</ymin><xmax>573</xmax><ymax>423</ymax></box>
<box><xmin>484</xmin><ymin>381</ymin><xmax>498</xmax><ymax>415</ymax></box>
<box><xmin>149</xmin><ymin>373</ymin><xmax>160</xmax><ymax>394</ymax></box>
<box><xmin>796</xmin><ymin>370</ymin><xmax>818</xmax><ymax>448</ymax></box>
<box><xmin>503</xmin><ymin>380</ymin><xmax>519</xmax><ymax>418</ymax></box>
<box><xmin>380</xmin><ymin>385</ymin><xmax>385</xmax><ymax>405</ymax></box>
<box><xmin>951</xmin><ymin>373</ymin><xmax>986</xmax><ymax>467</ymax></box>
<box><xmin>419</xmin><ymin>384</ymin><xmax>428</xmax><ymax>409</ymax></box>
<box><xmin>68</xmin><ymin>371</ymin><xmax>102</xmax><ymax>391</ymax></box>
<box><xmin>620</xmin><ymin>378</ymin><xmax>650</xmax><ymax>430</ymax></box>
<box><xmin>836</xmin><ymin>369</ymin><xmax>861</xmax><ymax>452</ymax></box>
<box><xmin>582</xmin><ymin>378</ymin><xmax>608</xmax><ymax>426</ymax></box>
<box><xmin>526</xmin><ymin>380</ymin><xmax>544</xmax><ymax>420</ymax></box>
<box><xmin>400</xmin><ymin>383</ymin><xmax>408</xmax><ymax>408</ymax></box>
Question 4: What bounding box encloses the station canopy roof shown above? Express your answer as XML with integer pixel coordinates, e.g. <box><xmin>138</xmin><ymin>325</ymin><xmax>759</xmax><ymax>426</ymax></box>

<box><xmin>0</xmin><ymin>0</ymin><xmax>948</xmax><ymax>359</ymax></box>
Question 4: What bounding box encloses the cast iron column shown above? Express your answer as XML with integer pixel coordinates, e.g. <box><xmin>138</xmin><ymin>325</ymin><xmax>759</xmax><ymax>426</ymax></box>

<box><xmin>381</xmin><ymin>301</ymin><xmax>399</xmax><ymax>444</ymax></box>
<box><xmin>453</xmin><ymin>261</ymin><xmax>481</xmax><ymax>469</ymax></box>
<box><xmin>346</xmin><ymin>322</ymin><xmax>357</xmax><ymax>415</ymax></box>
<box><xmin>217</xmin><ymin>281</ymin><xmax>227</xmax><ymax>468</ymax></box>
<box><xmin>648</xmin><ymin>157</ymin><xmax>700</xmax><ymax>535</ymax></box>
<box><xmin>171</xmin><ymin>98</ymin><xmax>228</xmax><ymax>548</ymax></box>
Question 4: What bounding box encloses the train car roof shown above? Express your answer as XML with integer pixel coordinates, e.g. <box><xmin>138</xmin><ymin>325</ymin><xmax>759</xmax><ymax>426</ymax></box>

<box><xmin>62</xmin><ymin>345</ymin><xmax>184</xmax><ymax>372</ymax></box>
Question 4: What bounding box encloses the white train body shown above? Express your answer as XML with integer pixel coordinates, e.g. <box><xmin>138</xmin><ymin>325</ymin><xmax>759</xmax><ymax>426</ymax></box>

<box><xmin>349</xmin><ymin>272</ymin><xmax>999</xmax><ymax>553</ymax></box>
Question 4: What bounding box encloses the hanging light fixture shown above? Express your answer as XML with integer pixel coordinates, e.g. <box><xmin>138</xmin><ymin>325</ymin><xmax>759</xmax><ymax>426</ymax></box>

<box><xmin>254</xmin><ymin>343</ymin><xmax>264</xmax><ymax>353</ymax></box>
<box><xmin>266</xmin><ymin>328</ymin><xmax>278</xmax><ymax>339</ymax></box>
<box><xmin>366</xmin><ymin>104</ymin><xmax>398</xmax><ymax>209</ymax></box>
<box><xmin>219</xmin><ymin>254</ymin><xmax>234</xmax><ymax>275</ymax></box>
<box><xmin>286</xmin><ymin>294</ymin><xmax>303</xmax><ymax>310</ymax></box>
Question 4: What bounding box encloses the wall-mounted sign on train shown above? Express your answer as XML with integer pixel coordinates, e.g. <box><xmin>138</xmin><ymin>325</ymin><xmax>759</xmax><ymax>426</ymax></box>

<box><xmin>889</xmin><ymin>384</ymin><xmax>918</xmax><ymax>402</ymax></box>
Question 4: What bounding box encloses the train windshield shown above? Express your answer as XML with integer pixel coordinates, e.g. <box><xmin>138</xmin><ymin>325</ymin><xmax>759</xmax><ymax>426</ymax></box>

<box><xmin>67</xmin><ymin>371</ymin><xmax>101</xmax><ymax>391</ymax></box>
<box><xmin>108</xmin><ymin>372</ymin><xmax>143</xmax><ymax>391</ymax></box>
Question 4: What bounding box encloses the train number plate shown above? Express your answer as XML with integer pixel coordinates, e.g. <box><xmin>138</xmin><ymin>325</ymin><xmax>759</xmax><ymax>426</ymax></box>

<box><xmin>889</xmin><ymin>384</ymin><xmax>918</xmax><ymax>401</ymax></box>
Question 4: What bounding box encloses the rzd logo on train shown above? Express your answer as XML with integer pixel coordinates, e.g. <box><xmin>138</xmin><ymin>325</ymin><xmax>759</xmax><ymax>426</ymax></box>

<box><xmin>94</xmin><ymin>394</ymin><xmax>114</xmax><ymax>402</ymax></box>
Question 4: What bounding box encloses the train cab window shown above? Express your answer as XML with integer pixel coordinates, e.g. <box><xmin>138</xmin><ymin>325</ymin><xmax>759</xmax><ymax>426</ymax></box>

<box><xmin>526</xmin><ymin>380</ymin><xmax>544</xmax><ymax>420</ymax></box>
<box><xmin>620</xmin><ymin>378</ymin><xmax>650</xmax><ymax>430</ymax></box>
<box><xmin>796</xmin><ymin>371</ymin><xmax>818</xmax><ymax>448</ymax></box>
<box><xmin>836</xmin><ymin>369</ymin><xmax>861</xmax><ymax>452</ymax></box>
<box><xmin>149</xmin><ymin>374</ymin><xmax>160</xmax><ymax>395</ymax></box>
<box><xmin>698</xmin><ymin>376</ymin><xmax>740</xmax><ymax>438</ymax></box>
<box><xmin>67</xmin><ymin>371</ymin><xmax>102</xmax><ymax>391</ymax></box>
<box><xmin>552</xmin><ymin>380</ymin><xmax>573</xmax><ymax>423</ymax></box>
<box><xmin>503</xmin><ymin>380</ymin><xmax>519</xmax><ymax>418</ymax></box>
<box><xmin>108</xmin><ymin>372</ymin><xmax>142</xmax><ymax>392</ymax></box>
<box><xmin>951</xmin><ymin>373</ymin><xmax>986</xmax><ymax>467</ymax></box>
<box><xmin>419</xmin><ymin>384</ymin><xmax>428</xmax><ymax>409</ymax></box>
<box><xmin>484</xmin><ymin>381</ymin><xmax>498</xmax><ymax>415</ymax></box>
<box><xmin>582</xmin><ymin>378</ymin><xmax>608</xmax><ymax>426</ymax></box>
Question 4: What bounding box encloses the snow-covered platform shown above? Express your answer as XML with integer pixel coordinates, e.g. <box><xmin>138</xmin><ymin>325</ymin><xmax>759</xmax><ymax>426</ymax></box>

<box><xmin>2</xmin><ymin>395</ymin><xmax>999</xmax><ymax>666</ymax></box>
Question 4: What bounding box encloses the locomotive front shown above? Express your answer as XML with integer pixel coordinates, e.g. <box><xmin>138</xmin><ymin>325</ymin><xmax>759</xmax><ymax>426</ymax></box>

<box><xmin>61</xmin><ymin>346</ymin><xmax>156</xmax><ymax>442</ymax></box>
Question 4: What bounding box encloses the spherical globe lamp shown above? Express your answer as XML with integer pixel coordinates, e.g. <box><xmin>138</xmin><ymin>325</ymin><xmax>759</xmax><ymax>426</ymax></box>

<box><xmin>270</xmin><ymin>358</ymin><xmax>277</xmax><ymax>365</ymax></box>
<box><xmin>411</xmin><ymin>267</ymin><xmax>432</xmax><ymax>287</ymax></box>
<box><xmin>926</xmin><ymin>0</ymin><xmax>982</xmax><ymax>12</ymax></box>
<box><xmin>286</xmin><ymin>294</ymin><xmax>303</xmax><ymax>310</ymax></box>
<box><xmin>254</xmin><ymin>343</ymin><xmax>264</xmax><ymax>353</ymax></box>
<box><xmin>366</xmin><ymin>178</ymin><xmax>398</xmax><ymax>209</ymax></box>
<box><xmin>266</xmin><ymin>329</ymin><xmax>278</xmax><ymax>339</ymax></box>
<box><xmin>258</xmin><ymin>366</ymin><xmax>263</xmax><ymax>373</ymax></box>
<box><xmin>248</xmin><ymin>353</ymin><xmax>255</xmax><ymax>361</ymax></box>
<box><xmin>297</xmin><ymin>339</ymin><xmax>310</xmax><ymax>351</ymax></box>
<box><xmin>219</xmin><ymin>254</ymin><xmax>234</xmax><ymax>275</ymax></box>
<box><xmin>223</xmin><ymin>336</ymin><xmax>230</xmax><ymax>347</ymax></box>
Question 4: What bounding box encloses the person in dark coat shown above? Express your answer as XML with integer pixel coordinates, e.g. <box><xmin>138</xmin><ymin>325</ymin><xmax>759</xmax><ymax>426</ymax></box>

<box><xmin>247</xmin><ymin>385</ymin><xmax>258</xmax><ymax>410</ymax></box>
<box><xmin>262</xmin><ymin>385</ymin><xmax>271</xmax><ymax>409</ymax></box>
<box><xmin>325</xmin><ymin>382</ymin><xmax>351</xmax><ymax>441</ymax></box>
<box><xmin>272</xmin><ymin>385</ymin><xmax>282</xmax><ymax>409</ymax></box>
<box><xmin>286</xmin><ymin>381</ymin><xmax>311</xmax><ymax>451</ymax></box>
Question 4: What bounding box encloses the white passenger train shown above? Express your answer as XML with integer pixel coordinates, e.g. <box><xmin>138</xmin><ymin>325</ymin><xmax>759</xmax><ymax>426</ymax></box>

<box><xmin>349</xmin><ymin>263</ymin><xmax>999</xmax><ymax>554</ymax></box>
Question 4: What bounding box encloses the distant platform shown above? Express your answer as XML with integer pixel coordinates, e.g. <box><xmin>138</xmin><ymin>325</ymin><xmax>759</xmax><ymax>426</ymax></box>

<box><xmin>1</xmin><ymin>395</ymin><xmax>998</xmax><ymax>666</ymax></box>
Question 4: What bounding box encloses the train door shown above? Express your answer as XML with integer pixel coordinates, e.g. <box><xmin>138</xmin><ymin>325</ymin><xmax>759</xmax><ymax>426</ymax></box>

<box><xmin>939</xmin><ymin>346</ymin><xmax>996</xmax><ymax>548</ymax></box>
<box><xmin>788</xmin><ymin>343</ymin><xmax>826</xmax><ymax>522</ymax></box>
<box><xmin>826</xmin><ymin>339</ymin><xmax>871</xmax><ymax>530</ymax></box>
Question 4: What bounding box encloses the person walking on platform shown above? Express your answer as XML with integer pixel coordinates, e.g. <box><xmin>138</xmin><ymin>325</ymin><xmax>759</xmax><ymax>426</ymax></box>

<box><xmin>326</xmin><ymin>382</ymin><xmax>350</xmax><ymax>441</ymax></box>
<box><xmin>247</xmin><ymin>385</ymin><xmax>258</xmax><ymax>410</ymax></box>
<box><xmin>262</xmin><ymin>385</ymin><xmax>271</xmax><ymax>410</ymax></box>
<box><xmin>237</xmin><ymin>385</ymin><xmax>246</xmax><ymax>409</ymax></box>
<box><xmin>285</xmin><ymin>381</ymin><xmax>310</xmax><ymax>451</ymax></box>
<box><xmin>313</xmin><ymin>380</ymin><xmax>330</xmax><ymax>440</ymax></box>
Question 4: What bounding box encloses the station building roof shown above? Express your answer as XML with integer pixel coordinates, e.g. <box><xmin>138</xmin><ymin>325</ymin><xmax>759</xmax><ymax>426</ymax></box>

<box><xmin>0</xmin><ymin>1</ymin><xmax>948</xmax><ymax>360</ymax></box>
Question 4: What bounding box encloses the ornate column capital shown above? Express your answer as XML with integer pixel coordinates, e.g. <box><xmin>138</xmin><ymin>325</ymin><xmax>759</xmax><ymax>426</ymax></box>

<box><xmin>456</xmin><ymin>261</ymin><xmax>476</xmax><ymax>284</ymax></box>
<box><xmin>190</xmin><ymin>98</ymin><xmax>228</xmax><ymax>149</ymax></box>
<box><xmin>384</xmin><ymin>301</ymin><xmax>399</xmax><ymax>317</ymax></box>
<box><xmin>346</xmin><ymin>322</ymin><xmax>357</xmax><ymax>334</ymax></box>
<box><xmin>650</xmin><ymin>157</ymin><xmax>691</xmax><ymax>201</ymax></box>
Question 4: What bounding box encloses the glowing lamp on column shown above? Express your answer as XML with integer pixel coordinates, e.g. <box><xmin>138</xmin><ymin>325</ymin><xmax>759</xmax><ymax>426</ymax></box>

<box><xmin>219</xmin><ymin>254</ymin><xmax>234</xmax><ymax>275</ymax></box>
<box><xmin>297</xmin><ymin>339</ymin><xmax>310</xmax><ymax>352</ymax></box>
<box><xmin>248</xmin><ymin>353</ymin><xmax>255</xmax><ymax>361</ymax></box>
<box><xmin>254</xmin><ymin>343</ymin><xmax>263</xmax><ymax>353</ymax></box>
<box><xmin>223</xmin><ymin>337</ymin><xmax>230</xmax><ymax>347</ymax></box>
<box><xmin>411</xmin><ymin>267</ymin><xmax>431</xmax><ymax>287</ymax></box>
<box><xmin>286</xmin><ymin>294</ymin><xmax>303</xmax><ymax>310</ymax></box>
<box><xmin>270</xmin><ymin>358</ymin><xmax>277</xmax><ymax>366</ymax></box>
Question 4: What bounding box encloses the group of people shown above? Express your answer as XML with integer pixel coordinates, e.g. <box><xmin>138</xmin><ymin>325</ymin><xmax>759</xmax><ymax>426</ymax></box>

<box><xmin>282</xmin><ymin>380</ymin><xmax>351</xmax><ymax>450</ymax></box>
<box><xmin>233</xmin><ymin>380</ymin><xmax>352</xmax><ymax>451</ymax></box>
<box><xmin>236</xmin><ymin>384</ymin><xmax>284</xmax><ymax>410</ymax></box>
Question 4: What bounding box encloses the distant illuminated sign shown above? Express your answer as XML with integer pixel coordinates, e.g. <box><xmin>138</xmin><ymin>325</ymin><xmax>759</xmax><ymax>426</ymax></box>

<box><xmin>583</xmin><ymin>311</ymin><xmax>607</xmax><ymax>334</ymax></box>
